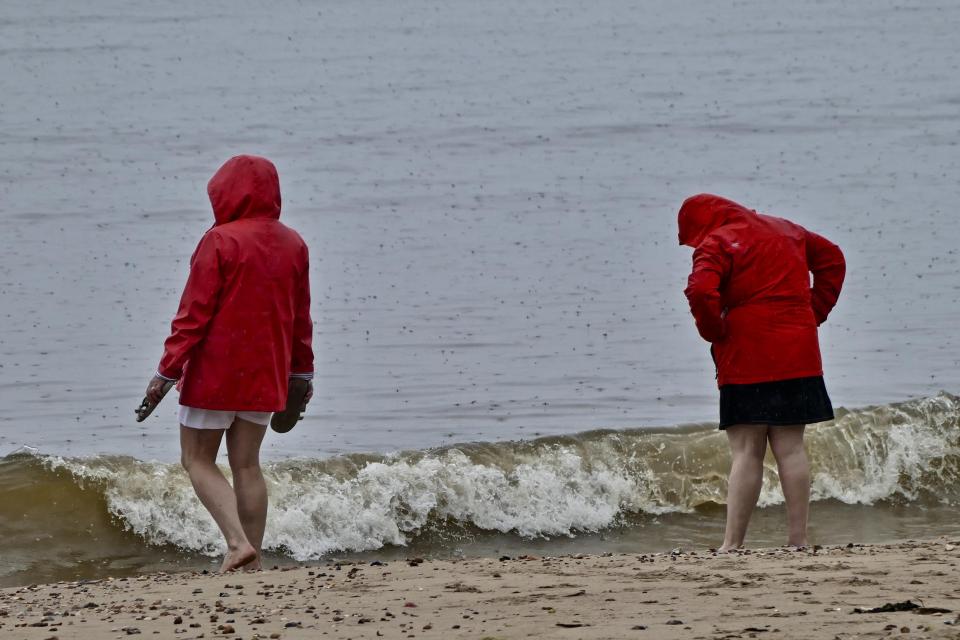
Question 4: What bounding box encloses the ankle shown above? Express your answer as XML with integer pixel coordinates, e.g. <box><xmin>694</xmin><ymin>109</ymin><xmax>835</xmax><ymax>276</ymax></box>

<box><xmin>227</xmin><ymin>539</ymin><xmax>252</xmax><ymax>552</ymax></box>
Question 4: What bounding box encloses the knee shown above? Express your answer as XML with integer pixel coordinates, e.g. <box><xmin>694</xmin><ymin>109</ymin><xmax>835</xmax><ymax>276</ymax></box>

<box><xmin>181</xmin><ymin>452</ymin><xmax>201</xmax><ymax>473</ymax></box>
<box><xmin>731</xmin><ymin>446</ymin><xmax>766</xmax><ymax>470</ymax></box>
<box><xmin>180</xmin><ymin>451</ymin><xmax>214</xmax><ymax>473</ymax></box>
<box><xmin>771</xmin><ymin>444</ymin><xmax>807</xmax><ymax>467</ymax></box>
<box><xmin>733</xmin><ymin>455</ymin><xmax>764</xmax><ymax>473</ymax></box>
<box><xmin>181</xmin><ymin>450</ymin><xmax>216</xmax><ymax>474</ymax></box>
<box><xmin>228</xmin><ymin>455</ymin><xmax>260</xmax><ymax>476</ymax></box>
<box><xmin>769</xmin><ymin>437</ymin><xmax>806</xmax><ymax>462</ymax></box>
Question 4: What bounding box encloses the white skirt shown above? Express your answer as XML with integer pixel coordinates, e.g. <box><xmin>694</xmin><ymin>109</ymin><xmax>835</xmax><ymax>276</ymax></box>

<box><xmin>178</xmin><ymin>405</ymin><xmax>272</xmax><ymax>430</ymax></box>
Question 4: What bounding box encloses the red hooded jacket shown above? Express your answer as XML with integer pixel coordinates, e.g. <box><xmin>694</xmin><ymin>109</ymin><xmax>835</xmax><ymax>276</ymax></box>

<box><xmin>157</xmin><ymin>155</ymin><xmax>313</xmax><ymax>411</ymax></box>
<box><xmin>679</xmin><ymin>194</ymin><xmax>845</xmax><ymax>387</ymax></box>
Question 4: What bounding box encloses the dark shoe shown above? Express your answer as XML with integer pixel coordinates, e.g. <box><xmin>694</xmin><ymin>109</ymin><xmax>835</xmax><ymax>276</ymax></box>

<box><xmin>271</xmin><ymin>378</ymin><xmax>310</xmax><ymax>433</ymax></box>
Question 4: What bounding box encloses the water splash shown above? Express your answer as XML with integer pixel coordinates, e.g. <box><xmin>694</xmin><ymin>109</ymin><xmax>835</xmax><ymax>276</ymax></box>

<box><xmin>11</xmin><ymin>392</ymin><xmax>958</xmax><ymax>560</ymax></box>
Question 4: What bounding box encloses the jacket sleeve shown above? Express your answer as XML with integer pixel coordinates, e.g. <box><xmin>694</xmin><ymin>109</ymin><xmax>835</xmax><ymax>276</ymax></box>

<box><xmin>156</xmin><ymin>232</ymin><xmax>223</xmax><ymax>380</ymax></box>
<box><xmin>684</xmin><ymin>237</ymin><xmax>730</xmax><ymax>343</ymax></box>
<box><xmin>289</xmin><ymin>245</ymin><xmax>314</xmax><ymax>378</ymax></box>
<box><xmin>805</xmin><ymin>230</ymin><xmax>845</xmax><ymax>325</ymax></box>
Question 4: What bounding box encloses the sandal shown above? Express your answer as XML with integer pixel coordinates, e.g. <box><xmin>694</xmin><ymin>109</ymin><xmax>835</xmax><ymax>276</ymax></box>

<box><xmin>135</xmin><ymin>380</ymin><xmax>174</xmax><ymax>422</ymax></box>
<box><xmin>271</xmin><ymin>378</ymin><xmax>311</xmax><ymax>433</ymax></box>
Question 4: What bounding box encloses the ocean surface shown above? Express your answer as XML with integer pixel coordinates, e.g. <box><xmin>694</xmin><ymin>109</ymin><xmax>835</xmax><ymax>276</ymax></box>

<box><xmin>1</xmin><ymin>0</ymin><xmax>959</xmax><ymax>586</ymax></box>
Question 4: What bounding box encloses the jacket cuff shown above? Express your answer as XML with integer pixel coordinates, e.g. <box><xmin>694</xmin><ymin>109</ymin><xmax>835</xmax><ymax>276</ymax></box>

<box><xmin>290</xmin><ymin>372</ymin><xmax>314</xmax><ymax>380</ymax></box>
<box><xmin>155</xmin><ymin>369</ymin><xmax>179</xmax><ymax>382</ymax></box>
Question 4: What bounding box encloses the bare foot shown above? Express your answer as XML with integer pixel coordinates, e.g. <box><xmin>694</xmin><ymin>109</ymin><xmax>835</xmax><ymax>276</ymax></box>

<box><xmin>220</xmin><ymin>543</ymin><xmax>258</xmax><ymax>572</ymax></box>
<box><xmin>716</xmin><ymin>544</ymin><xmax>742</xmax><ymax>553</ymax></box>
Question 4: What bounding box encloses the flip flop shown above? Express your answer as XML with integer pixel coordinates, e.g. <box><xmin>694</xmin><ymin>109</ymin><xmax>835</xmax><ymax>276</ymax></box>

<box><xmin>135</xmin><ymin>380</ymin><xmax>174</xmax><ymax>422</ymax></box>
<box><xmin>271</xmin><ymin>378</ymin><xmax>310</xmax><ymax>433</ymax></box>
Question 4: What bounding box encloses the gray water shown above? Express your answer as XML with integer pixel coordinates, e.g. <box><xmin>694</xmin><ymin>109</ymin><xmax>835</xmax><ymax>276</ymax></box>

<box><xmin>1</xmin><ymin>0</ymin><xmax>959</xmax><ymax>461</ymax></box>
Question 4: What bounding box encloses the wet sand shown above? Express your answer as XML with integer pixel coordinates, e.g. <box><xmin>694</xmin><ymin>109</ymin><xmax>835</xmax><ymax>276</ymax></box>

<box><xmin>3</xmin><ymin>538</ymin><xmax>959</xmax><ymax>640</ymax></box>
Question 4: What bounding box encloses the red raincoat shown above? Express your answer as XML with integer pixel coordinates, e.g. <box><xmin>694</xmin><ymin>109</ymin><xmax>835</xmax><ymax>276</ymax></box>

<box><xmin>157</xmin><ymin>155</ymin><xmax>313</xmax><ymax>411</ymax></box>
<box><xmin>679</xmin><ymin>194</ymin><xmax>845</xmax><ymax>387</ymax></box>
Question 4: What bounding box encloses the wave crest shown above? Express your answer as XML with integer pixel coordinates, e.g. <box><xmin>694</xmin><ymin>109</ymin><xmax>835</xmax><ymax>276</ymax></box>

<box><xmin>7</xmin><ymin>392</ymin><xmax>956</xmax><ymax>559</ymax></box>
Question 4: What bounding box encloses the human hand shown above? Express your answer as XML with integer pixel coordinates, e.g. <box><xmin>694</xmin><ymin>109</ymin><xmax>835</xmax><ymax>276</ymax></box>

<box><xmin>304</xmin><ymin>381</ymin><xmax>313</xmax><ymax>405</ymax></box>
<box><xmin>145</xmin><ymin>375</ymin><xmax>170</xmax><ymax>404</ymax></box>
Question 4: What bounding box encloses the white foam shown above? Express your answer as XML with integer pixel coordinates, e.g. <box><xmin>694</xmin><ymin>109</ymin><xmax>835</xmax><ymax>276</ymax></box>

<box><xmin>807</xmin><ymin>394</ymin><xmax>960</xmax><ymax>505</ymax></box>
<box><xmin>41</xmin><ymin>393</ymin><xmax>960</xmax><ymax>558</ymax></box>
<box><xmin>46</xmin><ymin>446</ymin><xmax>653</xmax><ymax>558</ymax></box>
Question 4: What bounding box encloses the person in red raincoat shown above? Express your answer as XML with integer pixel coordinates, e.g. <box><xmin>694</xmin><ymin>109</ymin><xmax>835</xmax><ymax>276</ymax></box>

<box><xmin>144</xmin><ymin>155</ymin><xmax>313</xmax><ymax>572</ymax></box>
<box><xmin>679</xmin><ymin>193</ymin><xmax>844</xmax><ymax>551</ymax></box>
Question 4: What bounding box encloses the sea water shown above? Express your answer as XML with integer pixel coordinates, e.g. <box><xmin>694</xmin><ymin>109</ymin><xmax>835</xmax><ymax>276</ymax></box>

<box><xmin>1</xmin><ymin>0</ymin><xmax>959</xmax><ymax>585</ymax></box>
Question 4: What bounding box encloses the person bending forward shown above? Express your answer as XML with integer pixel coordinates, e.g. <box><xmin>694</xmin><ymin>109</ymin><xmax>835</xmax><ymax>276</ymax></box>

<box><xmin>679</xmin><ymin>194</ymin><xmax>844</xmax><ymax>551</ymax></box>
<box><xmin>145</xmin><ymin>155</ymin><xmax>314</xmax><ymax>571</ymax></box>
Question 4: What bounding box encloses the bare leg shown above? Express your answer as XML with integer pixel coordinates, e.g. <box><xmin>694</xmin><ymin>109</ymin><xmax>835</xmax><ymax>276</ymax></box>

<box><xmin>767</xmin><ymin>425</ymin><xmax>810</xmax><ymax>548</ymax></box>
<box><xmin>226</xmin><ymin>418</ymin><xmax>268</xmax><ymax>571</ymax></box>
<box><xmin>179</xmin><ymin>426</ymin><xmax>257</xmax><ymax>572</ymax></box>
<box><xmin>719</xmin><ymin>424</ymin><xmax>769</xmax><ymax>552</ymax></box>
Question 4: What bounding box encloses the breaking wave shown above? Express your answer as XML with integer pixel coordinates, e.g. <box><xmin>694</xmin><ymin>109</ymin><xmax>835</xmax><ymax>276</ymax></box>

<box><xmin>2</xmin><ymin>393</ymin><xmax>958</xmax><ymax>560</ymax></box>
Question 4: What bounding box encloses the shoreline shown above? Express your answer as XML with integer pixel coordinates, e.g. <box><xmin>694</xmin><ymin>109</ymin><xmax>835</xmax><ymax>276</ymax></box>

<box><xmin>2</xmin><ymin>538</ymin><xmax>959</xmax><ymax>639</ymax></box>
<box><xmin>6</xmin><ymin>392</ymin><xmax>960</xmax><ymax>592</ymax></box>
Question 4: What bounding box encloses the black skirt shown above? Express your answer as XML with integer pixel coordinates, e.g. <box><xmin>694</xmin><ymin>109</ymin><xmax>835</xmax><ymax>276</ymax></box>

<box><xmin>719</xmin><ymin>375</ymin><xmax>834</xmax><ymax>430</ymax></box>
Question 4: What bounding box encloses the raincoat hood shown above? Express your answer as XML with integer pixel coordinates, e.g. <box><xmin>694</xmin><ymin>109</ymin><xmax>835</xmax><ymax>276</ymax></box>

<box><xmin>207</xmin><ymin>155</ymin><xmax>281</xmax><ymax>226</ymax></box>
<box><xmin>677</xmin><ymin>193</ymin><xmax>753</xmax><ymax>247</ymax></box>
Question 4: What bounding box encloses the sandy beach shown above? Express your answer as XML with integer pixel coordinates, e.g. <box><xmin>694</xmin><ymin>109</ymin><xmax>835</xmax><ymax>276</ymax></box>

<box><xmin>3</xmin><ymin>538</ymin><xmax>959</xmax><ymax>640</ymax></box>
<box><xmin>2</xmin><ymin>0</ymin><xmax>960</xmax><ymax>621</ymax></box>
